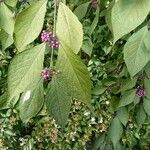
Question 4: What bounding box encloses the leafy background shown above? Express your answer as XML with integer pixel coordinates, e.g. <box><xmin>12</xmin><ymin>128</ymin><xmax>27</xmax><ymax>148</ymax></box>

<box><xmin>0</xmin><ymin>0</ymin><xmax>150</xmax><ymax>149</ymax></box>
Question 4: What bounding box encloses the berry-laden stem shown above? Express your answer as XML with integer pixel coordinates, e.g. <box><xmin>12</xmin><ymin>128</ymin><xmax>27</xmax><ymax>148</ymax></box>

<box><xmin>50</xmin><ymin>0</ymin><xmax>57</xmax><ymax>67</ymax></box>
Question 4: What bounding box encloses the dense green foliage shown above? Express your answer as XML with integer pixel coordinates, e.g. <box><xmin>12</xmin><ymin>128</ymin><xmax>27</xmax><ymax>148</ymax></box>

<box><xmin>0</xmin><ymin>0</ymin><xmax>150</xmax><ymax>149</ymax></box>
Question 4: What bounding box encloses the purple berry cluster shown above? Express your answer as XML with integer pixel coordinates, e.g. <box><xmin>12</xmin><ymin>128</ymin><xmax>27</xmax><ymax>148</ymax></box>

<box><xmin>41</xmin><ymin>30</ymin><xmax>59</xmax><ymax>49</ymax></box>
<box><xmin>91</xmin><ymin>0</ymin><xmax>98</xmax><ymax>8</ymax></box>
<box><xmin>136</xmin><ymin>86</ymin><xmax>146</xmax><ymax>97</ymax></box>
<box><xmin>41</xmin><ymin>68</ymin><xmax>60</xmax><ymax>81</ymax></box>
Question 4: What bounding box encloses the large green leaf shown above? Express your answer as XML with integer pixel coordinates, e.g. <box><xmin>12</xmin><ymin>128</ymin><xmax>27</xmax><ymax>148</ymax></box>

<box><xmin>46</xmin><ymin>76</ymin><xmax>72</xmax><ymax>128</ymax></box>
<box><xmin>118</xmin><ymin>89</ymin><xmax>136</xmax><ymax>108</ymax></box>
<box><xmin>56</xmin><ymin>44</ymin><xmax>91</xmax><ymax>105</ymax></box>
<box><xmin>19</xmin><ymin>79</ymin><xmax>44</xmax><ymax>122</ymax></box>
<box><xmin>109</xmin><ymin>117</ymin><xmax>123</xmax><ymax>148</ymax></box>
<box><xmin>0</xmin><ymin>3</ymin><xmax>14</xmax><ymax>35</ymax></box>
<box><xmin>110</xmin><ymin>0</ymin><xmax>150</xmax><ymax>43</ymax></box>
<box><xmin>14</xmin><ymin>0</ymin><xmax>47</xmax><ymax>52</ymax></box>
<box><xmin>8</xmin><ymin>43</ymin><xmax>46</xmax><ymax>100</ymax></box>
<box><xmin>5</xmin><ymin>0</ymin><xmax>17</xmax><ymax>7</ymax></box>
<box><xmin>0</xmin><ymin>30</ymin><xmax>13</xmax><ymax>50</ymax></box>
<box><xmin>124</xmin><ymin>26</ymin><xmax>150</xmax><ymax>77</ymax></box>
<box><xmin>74</xmin><ymin>2</ymin><xmax>90</xmax><ymax>21</ymax></box>
<box><xmin>56</xmin><ymin>2</ymin><xmax>83</xmax><ymax>54</ymax></box>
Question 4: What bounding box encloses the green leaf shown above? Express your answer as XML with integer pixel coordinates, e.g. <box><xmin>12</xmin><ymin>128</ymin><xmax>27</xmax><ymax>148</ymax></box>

<box><xmin>145</xmin><ymin>63</ymin><xmax>150</xmax><ymax>79</ymax></box>
<box><xmin>19</xmin><ymin>79</ymin><xmax>44</xmax><ymax>122</ymax></box>
<box><xmin>88</xmin><ymin>6</ymin><xmax>100</xmax><ymax>35</ymax></box>
<box><xmin>14</xmin><ymin>0</ymin><xmax>47</xmax><ymax>52</ymax></box>
<box><xmin>109</xmin><ymin>117</ymin><xmax>123</xmax><ymax>148</ymax></box>
<box><xmin>74</xmin><ymin>2</ymin><xmax>90</xmax><ymax>21</ymax></box>
<box><xmin>121</xmin><ymin>78</ymin><xmax>137</xmax><ymax>92</ymax></box>
<box><xmin>92</xmin><ymin>85</ymin><xmax>107</xmax><ymax>95</ymax></box>
<box><xmin>0</xmin><ymin>2</ymin><xmax>14</xmax><ymax>35</ymax></box>
<box><xmin>136</xmin><ymin>104</ymin><xmax>146</xmax><ymax>126</ymax></box>
<box><xmin>0</xmin><ymin>30</ymin><xmax>13</xmax><ymax>50</ymax></box>
<box><xmin>110</xmin><ymin>0</ymin><xmax>150</xmax><ymax>43</ymax></box>
<box><xmin>56</xmin><ymin>2</ymin><xmax>83</xmax><ymax>54</ymax></box>
<box><xmin>0</xmin><ymin>92</ymin><xmax>8</xmax><ymax>110</ymax></box>
<box><xmin>5</xmin><ymin>0</ymin><xmax>17</xmax><ymax>7</ymax></box>
<box><xmin>8</xmin><ymin>43</ymin><xmax>46</xmax><ymax>100</ymax></box>
<box><xmin>81</xmin><ymin>38</ymin><xmax>93</xmax><ymax>56</ymax></box>
<box><xmin>143</xmin><ymin>97</ymin><xmax>150</xmax><ymax>116</ymax></box>
<box><xmin>93</xmin><ymin>134</ymin><xmax>105</xmax><ymax>150</ymax></box>
<box><xmin>124</xmin><ymin>26</ymin><xmax>150</xmax><ymax>77</ymax></box>
<box><xmin>46</xmin><ymin>76</ymin><xmax>72</xmax><ymax>128</ymax></box>
<box><xmin>118</xmin><ymin>89</ymin><xmax>136</xmax><ymax>108</ymax></box>
<box><xmin>56</xmin><ymin>44</ymin><xmax>91</xmax><ymax>105</ymax></box>
<box><xmin>117</xmin><ymin>107</ymin><xmax>129</xmax><ymax>126</ymax></box>
<box><xmin>144</xmin><ymin>78</ymin><xmax>150</xmax><ymax>98</ymax></box>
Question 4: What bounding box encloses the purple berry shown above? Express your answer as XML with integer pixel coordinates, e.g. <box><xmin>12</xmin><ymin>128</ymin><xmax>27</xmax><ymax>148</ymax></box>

<box><xmin>136</xmin><ymin>86</ymin><xmax>146</xmax><ymax>97</ymax></box>
<box><xmin>41</xmin><ymin>68</ymin><xmax>60</xmax><ymax>81</ymax></box>
<box><xmin>41</xmin><ymin>30</ymin><xmax>60</xmax><ymax>49</ymax></box>
<box><xmin>41</xmin><ymin>68</ymin><xmax>51</xmax><ymax>80</ymax></box>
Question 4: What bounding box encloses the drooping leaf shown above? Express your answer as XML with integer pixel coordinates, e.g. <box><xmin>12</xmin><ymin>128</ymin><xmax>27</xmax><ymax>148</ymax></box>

<box><xmin>46</xmin><ymin>76</ymin><xmax>72</xmax><ymax>128</ymax></box>
<box><xmin>110</xmin><ymin>0</ymin><xmax>150</xmax><ymax>43</ymax></box>
<box><xmin>136</xmin><ymin>104</ymin><xmax>146</xmax><ymax>126</ymax></box>
<box><xmin>74</xmin><ymin>2</ymin><xmax>90</xmax><ymax>21</ymax></box>
<box><xmin>56</xmin><ymin>2</ymin><xmax>83</xmax><ymax>54</ymax></box>
<box><xmin>0</xmin><ymin>30</ymin><xmax>13</xmax><ymax>50</ymax></box>
<box><xmin>19</xmin><ymin>79</ymin><xmax>44</xmax><ymax>122</ymax></box>
<box><xmin>8</xmin><ymin>43</ymin><xmax>46</xmax><ymax>100</ymax></box>
<box><xmin>117</xmin><ymin>107</ymin><xmax>129</xmax><ymax>126</ymax></box>
<box><xmin>0</xmin><ymin>2</ymin><xmax>15</xmax><ymax>35</ymax></box>
<box><xmin>5</xmin><ymin>0</ymin><xmax>17</xmax><ymax>7</ymax></box>
<box><xmin>124</xmin><ymin>26</ymin><xmax>150</xmax><ymax>77</ymax></box>
<box><xmin>56</xmin><ymin>44</ymin><xmax>91</xmax><ymax>105</ymax></box>
<box><xmin>143</xmin><ymin>97</ymin><xmax>150</xmax><ymax>116</ymax></box>
<box><xmin>109</xmin><ymin>117</ymin><xmax>123</xmax><ymax>148</ymax></box>
<box><xmin>118</xmin><ymin>89</ymin><xmax>136</xmax><ymax>108</ymax></box>
<box><xmin>14</xmin><ymin>0</ymin><xmax>47</xmax><ymax>52</ymax></box>
<box><xmin>88</xmin><ymin>6</ymin><xmax>100</xmax><ymax>35</ymax></box>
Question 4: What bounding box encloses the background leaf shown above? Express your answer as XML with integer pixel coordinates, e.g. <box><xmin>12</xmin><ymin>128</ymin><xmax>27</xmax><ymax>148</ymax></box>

<box><xmin>14</xmin><ymin>0</ymin><xmax>47</xmax><ymax>52</ymax></box>
<box><xmin>143</xmin><ymin>97</ymin><xmax>150</xmax><ymax>116</ymax></box>
<box><xmin>117</xmin><ymin>107</ymin><xmax>129</xmax><ymax>126</ymax></box>
<box><xmin>56</xmin><ymin>2</ymin><xmax>83</xmax><ymax>54</ymax></box>
<box><xmin>124</xmin><ymin>26</ymin><xmax>150</xmax><ymax>77</ymax></box>
<box><xmin>110</xmin><ymin>0</ymin><xmax>150</xmax><ymax>43</ymax></box>
<box><xmin>118</xmin><ymin>89</ymin><xmax>136</xmax><ymax>108</ymax></box>
<box><xmin>74</xmin><ymin>2</ymin><xmax>90</xmax><ymax>21</ymax></box>
<box><xmin>8</xmin><ymin>43</ymin><xmax>45</xmax><ymax>100</ymax></box>
<box><xmin>136</xmin><ymin>104</ymin><xmax>146</xmax><ymax>126</ymax></box>
<box><xmin>109</xmin><ymin>117</ymin><xmax>123</xmax><ymax>148</ymax></box>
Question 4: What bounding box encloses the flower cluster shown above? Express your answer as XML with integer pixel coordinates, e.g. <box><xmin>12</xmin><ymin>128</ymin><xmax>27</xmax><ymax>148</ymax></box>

<box><xmin>41</xmin><ymin>68</ymin><xmax>60</xmax><ymax>81</ymax></box>
<box><xmin>41</xmin><ymin>30</ymin><xmax>59</xmax><ymax>49</ymax></box>
<box><xmin>91</xmin><ymin>0</ymin><xmax>98</xmax><ymax>8</ymax></box>
<box><xmin>136</xmin><ymin>86</ymin><xmax>146</xmax><ymax>97</ymax></box>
